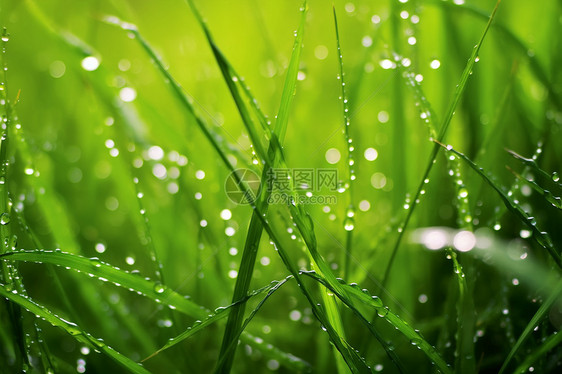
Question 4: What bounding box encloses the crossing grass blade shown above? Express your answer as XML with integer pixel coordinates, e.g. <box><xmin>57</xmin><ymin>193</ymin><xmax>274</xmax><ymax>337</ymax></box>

<box><xmin>429</xmin><ymin>0</ymin><xmax>562</xmax><ymax>115</ymax></box>
<box><xmin>143</xmin><ymin>277</ymin><xmax>307</xmax><ymax>372</ymax></box>
<box><xmin>299</xmin><ymin>271</ymin><xmax>452</xmax><ymax>374</ymax></box>
<box><xmin>512</xmin><ymin>330</ymin><xmax>562</xmax><ymax>374</ymax></box>
<box><xmin>382</xmin><ymin>0</ymin><xmax>502</xmax><ymax>286</ymax></box>
<box><xmin>103</xmin><ymin>11</ymin><xmax>314</xmax><ymax>372</ymax></box>
<box><xmin>435</xmin><ymin>141</ymin><xmax>562</xmax><ymax>267</ymax></box>
<box><xmin>506</xmin><ymin>165</ymin><xmax>562</xmax><ymax>210</ymax></box>
<box><xmin>499</xmin><ymin>279</ymin><xmax>562</xmax><ymax>374</ymax></box>
<box><xmin>0</xmin><ymin>249</ymin><xmax>307</xmax><ymax>367</ymax></box>
<box><xmin>0</xmin><ymin>285</ymin><xmax>151</xmax><ymax>374</ymax></box>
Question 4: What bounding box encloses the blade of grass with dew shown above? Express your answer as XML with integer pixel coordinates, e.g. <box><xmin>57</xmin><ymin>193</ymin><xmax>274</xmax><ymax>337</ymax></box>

<box><xmin>0</xmin><ymin>250</ymin><xmax>210</xmax><ymax>318</ymax></box>
<box><xmin>436</xmin><ymin>141</ymin><xmax>562</xmax><ymax>267</ymax></box>
<box><xmin>179</xmin><ymin>4</ymin><xmax>308</xmax><ymax>367</ymax></box>
<box><xmin>261</xmin><ymin>211</ymin><xmax>373</xmax><ymax>373</ymax></box>
<box><xmin>512</xmin><ymin>328</ymin><xmax>562</xmax><ymax>374</ymax></box>
<box><xmin>103</xmin><ymin>13</ymin><xmax>318</xmax><ymax>369</ymax></box>
<box><xmin>0</xmin><ymin>248</ymin><xmax>303</xmax><ymax>367</ymax></box>
<box><xmin>507</xmin><ymin>148</ymin><xmax>562</xmax><ymax>189</ymax></box>
<box><xmin>213</xmin><ymin>3</ymin><xmax>309</xmax><ymax>372</ymax></box>
<box><xmin>398</xmin><ymin>56</ymin><xmax>477</xmax><ymax>373</ymax></box>
<box><xmin>102</xmin><ymin>15</ymin><xmax>247</xmax><ymax>184</ymax></box>
<box><xmin>429</xmin><ymin>0</ymin><xmax>562</xmax><ymax>116</ymax></box>
<box><xmin>300</xmin><ymin>272</ymin><xmax>407</xmax><ymax>374</ymax></box>
<box><xmin>0</xmin><ymin>285</ymin><xmax>151</xmax><ymax>374</ymax></box>
<box><xmin>0</xmin><ymin>32</ymin><xmax>31</xmax><ymax>370</ymax></box>
<box><xmin>299</xmin><ymin>271</ymin><xmax>452</xmax><ymax>374</ymax></box>
<box><xmin>382</xmin><ymin>0</ymin><xmax>502</xmax><ymax>286</ymax></box>
<box><xmin>333</xmin><ymin>6</ymin><xmax>356</xmax><ymax>282</ymax></box>
<box><xmin>507</xmin><ymin>165</ymin><xmax>562</xmax><ymax>210</ymax></box>
<box><xmin>105</xmin><ymin>7</ymin><xmax>372</xmax><ymax>372</ymax></box>
<box><xmin>9</xmin><ymin>92</ymin><xmax>162</xmax><ymax>357</ymax></box>
<box><xmin>210</xmin><ymin>277</ymin><xmax>308</xmax><ymax>373</ymax></box>
<box><xmin>498</xmin><ymin>279</ymin><xmax>562</xmax><ymax>374</ymax></box>
<box><xmin>389</xmin><ymin>0</ymin><xmax>407</xmax><ymax>212</ymax></box>
<box><xmin>143</xmin><ymin>277</ymin><xmax>310</xmax><ymax>373</ymax></box>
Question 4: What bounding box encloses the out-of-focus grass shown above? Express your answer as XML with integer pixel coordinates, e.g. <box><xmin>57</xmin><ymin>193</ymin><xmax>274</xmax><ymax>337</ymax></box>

<box><xmin>1</xmin><ymin>0</ymin><xmax>562</xmax><ymax>373</ymax></box>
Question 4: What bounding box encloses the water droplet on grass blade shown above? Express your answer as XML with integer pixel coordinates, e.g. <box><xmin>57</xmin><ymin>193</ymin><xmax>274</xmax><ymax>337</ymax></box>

<box><xmin>153</xmin><ymin>283</ymin><xmax>165</xmax><ymax>294</ymax></box>
<box><xmin>0</xmin><ymin>213</ymin><xmax>10</xmax><ymax>225</ymax></box>
<box><xmin>343</xmin><ymin>216</ymin><xmax>355</xmax><ymax>231</ymax></box>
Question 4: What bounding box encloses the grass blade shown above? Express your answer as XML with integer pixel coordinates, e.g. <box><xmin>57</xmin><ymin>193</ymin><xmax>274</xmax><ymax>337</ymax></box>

<box><xmin>0</xmin><ymin>250</ymin><xmax>208</xmax><ymax>318</ymax></box>
<box><xmin>333</xmin><ymin>6</ymin><xmax>357</xmax><ymax>281</ymax></box>
<box><xmin>435</xmin><ymin>141</ymin><xmax>562</xmax><ymax>268</ymax></box>
<box><xmin>499</xmin><ymin>279</ymin><xmax>562</xmax><ymax>374</ymax></box>
<box><xmin>300</xmin><ymin>271</ymin><xmax>452</xmax><ymax>374</ymax></box>
<box><xmin>0</xmin><ymin>285</ymin><xmax>151</xmax><ymax>374</ymax></box>
<box><xmin>143</xmin><ymin>278</ymin><xmax>295</xmax><ymax>365</ymax></box>
<box><xmin>214</xmin><ymin>3</ymin><xmax>308</xmax><ymax>372</ymax></box>
<box><xmin>383</xmin><ymin>0</ymin><xmax>502</xmax><ymax>285</ymax></box>
<box><xmin>512</xmin><ymin>330</ymin><xmax>562</xmax><ymax>374</ymax></box>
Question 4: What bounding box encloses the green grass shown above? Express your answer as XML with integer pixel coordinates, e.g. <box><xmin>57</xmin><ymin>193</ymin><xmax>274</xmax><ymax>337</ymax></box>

<box><xmin>1</xmin><ymin>0</ymin><xmax>562</xmax><ymax>373</ymax></box>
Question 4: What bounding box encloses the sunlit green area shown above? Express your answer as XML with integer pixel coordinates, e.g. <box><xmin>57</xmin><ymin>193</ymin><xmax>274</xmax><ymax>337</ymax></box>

<box><xmin>1</xmin><ymin>0</ymin><xmax>562</xmax><ymax>372</ymax></box>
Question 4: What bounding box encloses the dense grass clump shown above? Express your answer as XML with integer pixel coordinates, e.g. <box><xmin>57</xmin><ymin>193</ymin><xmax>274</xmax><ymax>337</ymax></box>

<box><xmin>1</xmin><ymin>0</ymin><xmax>562</xmax><ymax>373</ymax></box>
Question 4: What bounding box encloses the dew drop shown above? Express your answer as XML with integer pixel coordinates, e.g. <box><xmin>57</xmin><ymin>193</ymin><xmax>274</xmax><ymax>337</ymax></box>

<box><xmin>154</xmin><ymin>283</ymin><xmax>165</xmax><ymax>294</ymax></box>
<box><xmin>0</xmin><ymin>213</ymin><xmax>10</xmax><ymax>225</ymax></box>
<box><xmin>343</xmin><ymin>216</ymin><xmax>355</xmax><ymax>231</ymax></box>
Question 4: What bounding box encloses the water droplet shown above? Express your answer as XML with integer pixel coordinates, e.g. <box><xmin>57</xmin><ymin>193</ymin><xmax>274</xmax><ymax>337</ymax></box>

<box><xmin>430</xmin><ymin>59</ymin><xmax>441</xmax><ymax>69</ymax></box>
<box><xmin>154</xmin><ymin>283</ymin><xmax>165</xmax><ymax>294</ymax></box>
<box><xmin>520</xmin><ymin>229</ymin><xmax>532</xmax><ymax>238</ymax></box>
<box><xmin>552</xmin><ymin>172</ymin><xmax>560</xmax><ymax>182</ymax></box>
<box><xmin>81</xmin><ymin>56</ymin><xmax>100</xmax><ymax>71</ymax></box>
<box><xmin>195</xmin><ymin>170</ymin><xmax>205</xmax><ymax>180</ymax></box>
<box><xmin>147</xmin><ymin>145</ymin><xmax>164</xmax><ymax>160</ymax></box>
<box><xmin>361</xmin><ymin>36</ymin><xmax>373</xmax><ymax>48</ymax></box>
<box><xmin>379</xmin><ymin>59</ymin><xmax>396</xmax><ymax>69</ymax></box>
<box><xmin>410</xmin><ymin>338</ymin><xmax>422</xmax><ymax>347</ymax></box>
<box><xmin>289</xmin><ymin>310</ymin><xmax>302</xmax><ymax>321</ymax></box>
<box><xmin>119</xmin><ymin>87</ymin><xmax>137</xmax><ymax>102</ymax></box>
<box><xmin>377</xmin><ymin>307</ymin><xmax>389</xmax><ymax>317</ymax></box>
<box><xmin>0</xmin><ymin>213</ymin><xmax>10</xmax><ymax>225</ymax></box>
<box><xmin>344</xmin><ymin>216</ymin><xmax>355</xmax><ymax>231</ymax></box>
<box><xmin>220</xmin><ymin>209</ymin><xmax>232</xmax><ymax>220</ymax></box>
<box><xmin>325</xmin><ymin>148</ymin><xmax>341</xmax><ymax>164</ymax></box>
<box><xmin>453</xmin><ymin>231</ymin><xmax>476</xmax><ymax>252</ymax></box>
<box><xmin>359</xmin><ymin>200</ymin><xmax>370</xmax><ymax>211</ymax></box>
<box><xmin>364</xmin><ymin>147</ymin><xmax>378</xmax><ymax>161</ymax></box>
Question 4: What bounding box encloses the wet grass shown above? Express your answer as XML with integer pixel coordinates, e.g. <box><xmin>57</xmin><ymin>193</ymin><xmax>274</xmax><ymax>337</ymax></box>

<box><xmin>1</xmin><ymin>0</ymin><xmax>562</xmax><ymax>373</ymax></box>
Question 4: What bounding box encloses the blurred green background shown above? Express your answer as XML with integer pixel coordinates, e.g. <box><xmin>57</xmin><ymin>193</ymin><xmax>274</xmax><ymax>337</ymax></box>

<box><xmin>1</xmin><ymin>0</ymin><xmax>561</xmax><ymax>372</ymax></box>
